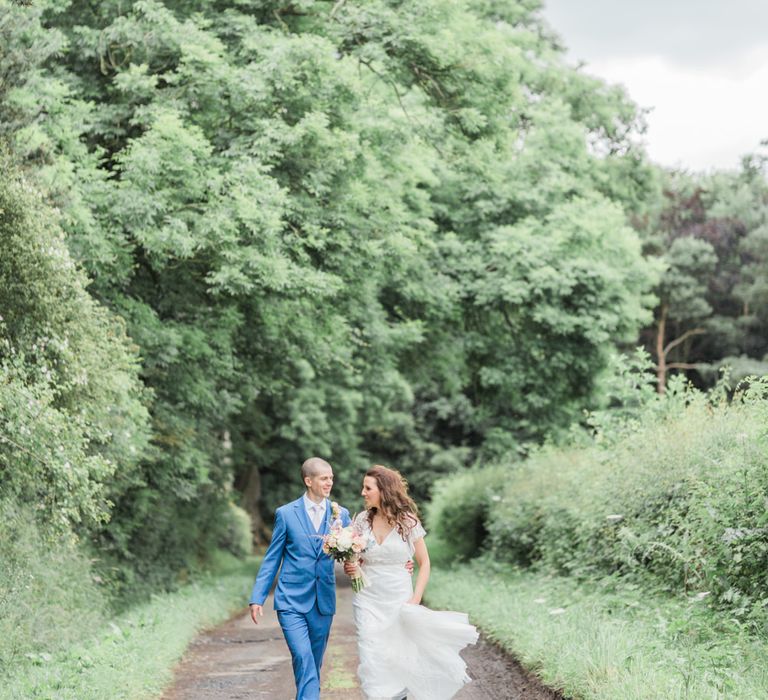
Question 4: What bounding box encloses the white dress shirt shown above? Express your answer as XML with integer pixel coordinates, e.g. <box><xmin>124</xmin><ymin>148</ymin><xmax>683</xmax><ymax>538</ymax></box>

<box><xmin>303</xmin><ymin>493</ymin><xmax>326</xmax><ymax>532</ymax></box>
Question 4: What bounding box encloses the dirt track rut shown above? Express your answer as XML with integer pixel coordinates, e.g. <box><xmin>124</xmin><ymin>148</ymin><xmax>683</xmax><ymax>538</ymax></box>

<box><xmin>160</xmin><ymin>570</ymin><xmax>562</xmax><ymax>700</ymax></box>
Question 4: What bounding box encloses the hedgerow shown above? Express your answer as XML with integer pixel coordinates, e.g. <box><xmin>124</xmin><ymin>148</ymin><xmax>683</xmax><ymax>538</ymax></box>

<box><xmin>430</xmin><ymin>377</ymin><xmax>768</xmax><ymax>626</ymax></box>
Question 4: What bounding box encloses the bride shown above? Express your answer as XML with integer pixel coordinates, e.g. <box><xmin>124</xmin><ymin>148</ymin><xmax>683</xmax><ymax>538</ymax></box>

<box><xmin>343</xmin><ymin>465</ymin><xmax>478</xmax><ymax>700</ymax></box>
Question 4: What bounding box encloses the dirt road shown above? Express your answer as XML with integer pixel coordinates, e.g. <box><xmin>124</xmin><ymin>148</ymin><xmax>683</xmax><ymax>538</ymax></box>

<box><xmin>161</xmin><ymin>572</ymin><xmax>562</xmax><ymax>700</ymax></box>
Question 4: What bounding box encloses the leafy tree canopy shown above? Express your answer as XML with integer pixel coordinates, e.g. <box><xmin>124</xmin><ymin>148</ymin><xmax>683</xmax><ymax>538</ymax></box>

<box><xmin>1</xmin><ymin>0</ymin><xmax>658</xmax><ymax>574</ymax></box>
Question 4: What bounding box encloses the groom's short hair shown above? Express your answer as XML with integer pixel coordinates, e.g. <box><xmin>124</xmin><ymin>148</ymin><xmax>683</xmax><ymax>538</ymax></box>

<box><xmin>301</xmin><ymin>457</ymin><xmax>332</xmax><ymax>480</ymax></box>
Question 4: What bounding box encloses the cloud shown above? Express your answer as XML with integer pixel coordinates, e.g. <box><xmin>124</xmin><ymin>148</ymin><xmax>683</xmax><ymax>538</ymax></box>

<box><xmin>544</xmin><ymin>0</ymin><xmax>768</xmax><ymax>69</ymax></box>
<box><xmin>588</xmin><ymin>47</ymin><xmax>768</xmax><ymax>170</ymax></box>
<box><xmin>541</xmin><ymin>0</ymin><xmax>768</xmax><ymax>169</ymax></box>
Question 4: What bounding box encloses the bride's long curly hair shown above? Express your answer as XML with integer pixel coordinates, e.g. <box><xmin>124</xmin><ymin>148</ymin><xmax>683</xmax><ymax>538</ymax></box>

<box><xmin>365</xmin><ymin>464</ymin><xmax>420</xmax><ymax>540</ymax></box>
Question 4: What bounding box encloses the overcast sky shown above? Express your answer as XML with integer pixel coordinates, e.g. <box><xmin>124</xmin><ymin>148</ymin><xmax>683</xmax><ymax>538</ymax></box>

<box><xmin>541</xmin><ymin>0</ymin><xmax>768</xmax><ymax>171</ymax></box>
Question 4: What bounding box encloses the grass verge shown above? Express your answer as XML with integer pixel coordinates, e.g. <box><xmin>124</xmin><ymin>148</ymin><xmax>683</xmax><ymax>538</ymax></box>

<box><xmin>426</xmin><ymin>562</ymin><xmax>768</xmax><ymax>700</ymax></box>
<box><xmin>2</xmin><ymin>552</ymin><xmax>259</xmax><ymax>700</ymax></box>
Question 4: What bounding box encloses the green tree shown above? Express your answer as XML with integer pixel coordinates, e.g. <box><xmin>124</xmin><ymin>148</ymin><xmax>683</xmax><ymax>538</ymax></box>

<box><xmin>640</xmin><ymin>161</ymin><xmax>768</xmax><ymax>392</ymax></box>
<box><xmin>0</xmin><ymin>155</ymin><xmax>149</xmax><ymax>534</ymax></box>
<box><xmin>2</xmin><ymin>0</ymin><xmax>659</xmax><ymax>551</ymax></box>
<box><xmin>652</xmin><ymin>234</ymin><xmax>717</xmax><ymax>393</ymax></box>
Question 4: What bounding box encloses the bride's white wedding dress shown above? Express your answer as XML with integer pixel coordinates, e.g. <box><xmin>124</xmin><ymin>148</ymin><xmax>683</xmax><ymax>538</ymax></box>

<box><xmin>351</xmin><ymin>511</ymin><xmax>479</xmax><ymax>700</ymax></box>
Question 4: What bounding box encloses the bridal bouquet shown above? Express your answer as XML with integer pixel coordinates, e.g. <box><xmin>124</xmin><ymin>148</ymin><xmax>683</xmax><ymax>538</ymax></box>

<box><xmin>321</xmin><ymin>520</ymin><xmax>370</xmax><ymax>593</ymax></box>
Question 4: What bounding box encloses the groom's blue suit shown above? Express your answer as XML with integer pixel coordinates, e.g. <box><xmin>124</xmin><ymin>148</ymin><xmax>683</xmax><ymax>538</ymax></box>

<box><xmin>250</xmin><ymin>496</ymin><xmax>351</xmax><ymax>700</ymax></box>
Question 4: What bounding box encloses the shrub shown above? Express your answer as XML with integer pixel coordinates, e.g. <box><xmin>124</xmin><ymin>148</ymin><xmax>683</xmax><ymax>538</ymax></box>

<box><xmin>430</xmin><ymin>378</ymin><xmax>768</xmax><ymax>624</ymax></box>
<box><xmin>0</xmin><ymin>500</ymin><xmax>107</xmax><ymax>674</ymax></box>
<box><xmin>218</xmin><ymin>502</ymin><xmax>253</xmax><ymax>558</ymax></box>
<box><xmin>425</xmin><ymin>464</ymin><xmax>508</xmax><ymax>561</ymax></box>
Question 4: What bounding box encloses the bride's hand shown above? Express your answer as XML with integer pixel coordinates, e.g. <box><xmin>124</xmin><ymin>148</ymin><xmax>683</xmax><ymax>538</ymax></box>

<box><xmin>405</xmin><ymin>596</ymin><xmax>421</xmax><ymax>605</ymax></box>
<box><xmin>343</xmin><ymin>560</ymin><xmax>359</xmax><ymax>577</ymax></box>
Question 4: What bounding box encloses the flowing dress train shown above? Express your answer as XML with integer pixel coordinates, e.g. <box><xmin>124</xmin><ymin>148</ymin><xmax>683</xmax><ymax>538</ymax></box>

<box><xmin>351</xmin><ymin>512</ymin><xmax>479</xmax><ymax>700</ymax></box>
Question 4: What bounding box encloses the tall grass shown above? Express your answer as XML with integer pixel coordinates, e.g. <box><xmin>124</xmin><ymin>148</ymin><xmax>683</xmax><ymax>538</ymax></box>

<box><xmin>426</xmin><ymin>377</ymin><xmax>768</xmax><ymax>697</ymax></box>
<box><xmin>1</xmin><ymin>550</ymin><xmax>257</xmax><ymax>699</ymax></box>
<box><xmin>427</xmin><ymin>564</ymin><xmax>768</xmax><ymax>700</ymax></box>
<box><xmin>0</xmin><ymin>501</ymin><xmax>107</xmax><ymax>673</ymax></box>
<box><xmin>0</xmin><ymin>498</ymin><xmax>257</xmax><ymax>699</ymax></box>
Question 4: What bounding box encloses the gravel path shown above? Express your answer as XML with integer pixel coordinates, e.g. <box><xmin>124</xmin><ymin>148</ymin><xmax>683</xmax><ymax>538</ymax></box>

<box><xmin>160</xmin><ymin>570</ymin><xmax>562</xmax><ymax>700</ymax></box>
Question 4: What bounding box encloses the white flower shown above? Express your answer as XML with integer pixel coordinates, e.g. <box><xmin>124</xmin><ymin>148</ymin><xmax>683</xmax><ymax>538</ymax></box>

<box><xmin>337</xmin><ymin>529</ymin><xmax>354</xmax><ymax>550</ymax></box>
<box><xmin>548</xmin><ymin>608</ymin><xmax>566</xmax><ymax>615</ymax></box>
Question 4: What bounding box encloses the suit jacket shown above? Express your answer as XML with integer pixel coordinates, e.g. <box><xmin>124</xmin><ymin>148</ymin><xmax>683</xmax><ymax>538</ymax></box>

<box><xmin>249</xmin><ymin>496</ymin><xmax>351</xmax><ymax>615</ymax></box>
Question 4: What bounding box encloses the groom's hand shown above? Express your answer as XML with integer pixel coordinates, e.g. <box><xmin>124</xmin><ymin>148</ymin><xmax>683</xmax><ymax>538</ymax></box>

<box><xmin>405</xmin><ymin>560</ymin><xmax>414</xmax><ymax>574</ymax></box>
<box><xmin>249</xmin><ymin>604</ymin><xmax>263</xmax><ymax>624</ymax></box>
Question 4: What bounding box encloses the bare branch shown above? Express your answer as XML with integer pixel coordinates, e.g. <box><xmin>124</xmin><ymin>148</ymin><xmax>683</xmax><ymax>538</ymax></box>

<box><xmin>0</xmin><ymin>432</ymin><xmax>51</xmax><ymax>470</ymax></box>
<box><xmin>500</xmin><ymin>305</ymin><xmax>516</xmax><ymax>334</ymax></box>
<box><xmin>330</xmin><ymin>0</ymin><xmax>348</xmax><ymax>18</ymax></box>
<box><xmin>664</xmin><ymin>362</ymin><xmax>701</xmax><ymax>371</ymax></box>
<box><xmin>272</xmin><ymin>9</ymin><xmax>289</xmax><ymax>32</ymax></box>
<box><xmin>358</xmin><ymin>58</ymin><xmax>445</xmax><ymax>157</ymax></box>
<box><xmin>662</xmin><ymin>327</ymin><xmax>705</xmax><ymax>357</ymax></box>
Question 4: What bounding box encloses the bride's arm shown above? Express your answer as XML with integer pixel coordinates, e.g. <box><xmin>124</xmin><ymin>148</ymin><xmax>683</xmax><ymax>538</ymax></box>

<box><xmin>407</xmin><ymin>538</ymin><xmax>430</xmax><ymax>605</ymax></box>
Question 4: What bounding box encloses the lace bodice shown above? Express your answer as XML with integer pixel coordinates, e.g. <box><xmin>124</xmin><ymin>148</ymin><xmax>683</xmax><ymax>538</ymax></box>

<box><xmin>353</xmin><ymin>510</ymin><xmax>426</xmax><ymax>565</ymax></box>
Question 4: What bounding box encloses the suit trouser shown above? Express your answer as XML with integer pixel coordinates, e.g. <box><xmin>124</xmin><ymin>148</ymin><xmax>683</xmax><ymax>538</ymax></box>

<box><xmin>278</xmin><ymin>601</ymin><xmax>334</xmax><ymax>700</ymax></box>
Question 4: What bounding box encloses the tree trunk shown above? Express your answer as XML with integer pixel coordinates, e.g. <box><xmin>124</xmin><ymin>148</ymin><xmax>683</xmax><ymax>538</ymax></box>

<box><xmin>241</xmin><ymin>465</ymin><xmax>268</xmax><ymax>547</ymax></box>
<box><xmin>655</xmin><ymin>304</ymin><xmax>668</xmax><ymax>394</ymax></box>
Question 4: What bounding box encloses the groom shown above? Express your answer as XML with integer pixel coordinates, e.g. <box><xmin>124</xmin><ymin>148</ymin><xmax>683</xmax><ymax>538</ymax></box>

<box><xmin>249</xmin><ymin>457</ymin><xmax>351</xmax><ymax>700</ymax></box>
